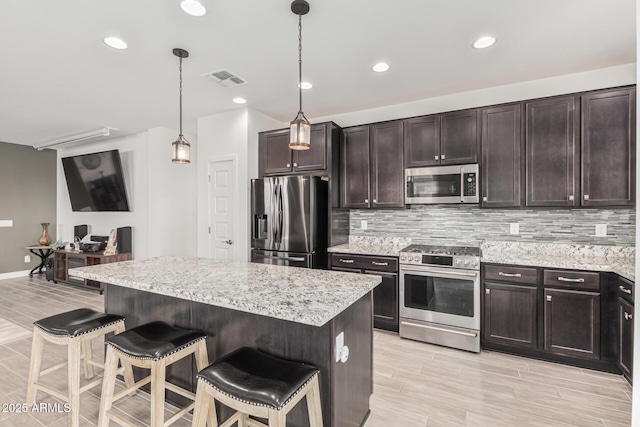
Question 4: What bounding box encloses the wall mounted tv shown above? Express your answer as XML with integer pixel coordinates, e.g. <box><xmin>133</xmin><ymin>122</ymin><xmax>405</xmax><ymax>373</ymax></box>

<box><xmin>61</xmin><ymin>150</ymin><xmax>130</xmax><ymax>212</ymax></box>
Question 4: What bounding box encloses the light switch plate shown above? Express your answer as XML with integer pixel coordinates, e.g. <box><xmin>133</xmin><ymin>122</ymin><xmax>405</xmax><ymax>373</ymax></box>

<box><xmin>0</xmin><ymin>220</ymin><xmax>13</xmax><ymax>227</ymax></box>
<box><xmin>509</xmin><ymin>223</ymin><xmax>519</xmax><ymax>235</ymax></box>
<box><xmin>595</xmin><ymin>224</ymin><xmax>607</xmax><ymax>237</ymax></box>
<box><xmin>24</xmin><ymin>255</ymin><xmax>31</xmax><ymax>263</ymax></box>
<box><xmin>360</xmin><ymin>220</ymin><xmax>368</xmax><ymax>230</ymax></box>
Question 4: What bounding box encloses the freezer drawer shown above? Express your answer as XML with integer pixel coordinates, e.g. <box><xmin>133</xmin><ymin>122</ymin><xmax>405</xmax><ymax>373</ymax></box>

<box><xmin>251</xmin><ymin>249</ymin><xmax>313</xmax><ymax>268</ymax></box>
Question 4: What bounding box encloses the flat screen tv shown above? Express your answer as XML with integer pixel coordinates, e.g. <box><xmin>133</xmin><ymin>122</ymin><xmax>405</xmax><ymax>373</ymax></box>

<box><xmin>61</xmin><ymin>150</ymin><xmax>130</xmax><ymax>212</ymax></box>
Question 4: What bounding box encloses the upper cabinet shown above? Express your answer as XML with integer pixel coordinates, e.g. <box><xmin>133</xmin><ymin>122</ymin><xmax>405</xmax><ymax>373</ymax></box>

<box><xmin>259</xmin><ymin>122</ymin><xmax>339</xmax><ymax>176</ymax></box>
<box><xmin>480</xmin><ymin>104</ymin><xmax>523</xmax><ymax>208</ymax></box>
<box><xmin>404</xmin><ymin>109</ymin><xmax>478</xmax><ymax>168</ymax></box>
<box><xmin>341</xmin><ymin>121</ymin><xmax>404</xmax><ymax>209</ymax></box>
<box><xmin>581</xmin><ymin>88</ymin><xmax>636</xmax><ymax>207</ymax></box>
<box><xmin>525</xmin><ymin>96</ymin><xmax>579</xmax><ymax>207</ymax></box>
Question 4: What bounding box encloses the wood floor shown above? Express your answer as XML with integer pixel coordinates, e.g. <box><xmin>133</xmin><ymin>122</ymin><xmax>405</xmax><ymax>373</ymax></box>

<box><xmin>0</xmin><ymin>275</ymin><xmax>632</xmax><ymax>426</ymax></box>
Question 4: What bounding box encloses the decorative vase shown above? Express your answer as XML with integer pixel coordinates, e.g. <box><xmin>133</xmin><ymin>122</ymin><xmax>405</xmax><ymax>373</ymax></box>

<box><xmin>38</xmin><ymin>223</ymin><xmax>52</xmax><ymax>246</ymax></box>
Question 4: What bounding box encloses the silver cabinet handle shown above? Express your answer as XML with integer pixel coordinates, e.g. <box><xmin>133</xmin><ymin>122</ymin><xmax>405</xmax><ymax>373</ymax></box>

<box><xmin>485</xmin><ymin>289</ymin><xmax>491</xmax><ymax>294</ymax></box>
<box><xmin>372</xmin><ymin>261</ymin><xmax>388</xmax><ymax>266</ymax></box>
<box><xmin>558</xmin><ymin>277</ymin><xmax>585</xmax><ymax>283</ymax></box>
<box><xmin>373</xmin><ymin>199</ymin><xmax>377</xmax><ymax>203</ymax></box>
<box><xmin>340</xmin><ymin>259</ymin><xmax>354</xmax><ymax>264</ymax></box>
<box><xmin>400</xmin><ymin>321</ymin><xmax>478</xmax><ymax>338</ymax></box>
<box><xmin>286</xmin><ymin>163</ymin><xmax>291</xmax><ymax>167</ymax></box>
<box><xmin>435</xmin><ymin>155</ymin><xmax>439</xmax><ymax>160</ymax></box>
<box><xmin>568</xmin><ymin>195</ymin><xmax>574</xmax><ymax>201</ymax></box>
<box><xmin>546</xmin><ymin>295</ymin><xmax>552</xmax><ymax>302</ymax></box>
<box><xmin>584</xmin><ymin>194</ymin><xmax>589</xmax><ymax>200</ymax></box>
<box><xmin>365</xmin><ymin>199</ymin><xmax>369</xmax><ymax>203</ymax></box>
<box><xmin>619</xmin><ymin>286</ymin><xmax>632</xmax><ymax>295</ymax></box>
<box><xmin>498</xmin><ymin>272</ymin><xmax>522</xmax><ymax>278</ymax></box>
<box><xmin>441</xmin><ymin>155</ymin><xmax>445</xmax><ymax>160</ymax></box>
<box><xmin>625</xmin><ymin>312</ymin><xmax>633</xmax><ymax>320</ymax></box>
<box><xmin>293</xmin><ymin>163</ymin><xmax>298</xmax><ymax>167</ymax></box>
<box><xmin>482</xmin><ymin>196</ymin><xmax>488</xmax><ymax>202</ymax></box>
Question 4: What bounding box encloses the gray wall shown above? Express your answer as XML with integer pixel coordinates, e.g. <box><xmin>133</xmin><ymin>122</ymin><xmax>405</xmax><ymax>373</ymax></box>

<box><xmin>0</xmin><ymin>142</ymin><xmax>57</xmax><ymax>274</ymax></box>
<box><xmin>350</xmin><ymin>205</ymin><xmax>635</xmax><ymax>246</ymax></box>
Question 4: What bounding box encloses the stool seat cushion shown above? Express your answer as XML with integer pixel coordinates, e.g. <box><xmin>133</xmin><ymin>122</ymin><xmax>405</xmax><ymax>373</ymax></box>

<box><xmin>34</xmin><ymin>308</ymin><xmax>125</xmax><ymax>338</ymax></box>
<box><xmin>106</xmin><ymin>321</ymin><xmax>206</xmax><ymax>361</ymax></box>
<box><xmin>197</xmin><ymin>347</ymin><xmax>319</xmax><ymax>410</ymax></box>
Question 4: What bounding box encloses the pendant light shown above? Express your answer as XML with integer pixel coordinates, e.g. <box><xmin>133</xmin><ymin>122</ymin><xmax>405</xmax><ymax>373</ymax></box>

<box><xmin>289</xmin><ymin>0</ymin><xmax>311</xmax><ymax>150</ymax></box>
<box><xmin>171</xmin><ymin>48</ymin><xmax>191</xmax><ymax>164</ymax></box>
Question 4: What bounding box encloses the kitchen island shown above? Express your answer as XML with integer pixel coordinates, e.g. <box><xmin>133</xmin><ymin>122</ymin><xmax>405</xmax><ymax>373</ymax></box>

<box><xmin>70</xmin><ymin>256</ymin><xmax>381</xmax><ymax>427</ymax></box>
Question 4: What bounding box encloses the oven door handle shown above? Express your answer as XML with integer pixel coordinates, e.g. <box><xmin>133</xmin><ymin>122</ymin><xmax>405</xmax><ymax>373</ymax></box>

<box><xmin>400</xmin><ymin>321</ymin><xmax>478</xmax><ymax>338</ymax></box>
<box><xmin>401</xmin><ymin>267</ymin><xmax>479</xmax><ymax>278</ymax></box>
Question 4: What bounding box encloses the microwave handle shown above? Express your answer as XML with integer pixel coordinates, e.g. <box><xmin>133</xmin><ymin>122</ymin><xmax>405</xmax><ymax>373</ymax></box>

<box><xmin>460</xmin><ymin>167</ymin><xmax>465</xmax><ymax>203</ymax></box>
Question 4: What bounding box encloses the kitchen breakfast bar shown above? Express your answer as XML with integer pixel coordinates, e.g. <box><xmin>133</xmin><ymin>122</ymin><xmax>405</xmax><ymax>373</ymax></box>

<box><xmin>70</xmin><ymin>256</ymin><xmax>382</xmax><ymax>427</ymax></box>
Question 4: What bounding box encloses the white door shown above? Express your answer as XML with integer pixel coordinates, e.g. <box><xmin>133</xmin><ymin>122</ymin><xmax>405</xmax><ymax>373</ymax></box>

<box><xmin>208</xmin><ymin>159</ymin><xmax>236</xmax><ymax>260</ymax></box>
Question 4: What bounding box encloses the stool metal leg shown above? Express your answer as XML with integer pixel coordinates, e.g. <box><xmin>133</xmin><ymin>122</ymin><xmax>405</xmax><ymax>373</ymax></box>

<box><xmin>26</xmin><ymin>328</ymin><xmax>45</xmax><ymax>406</ymax></box>
<box><xmin>98</xmin><ymin>345</ymin><xmax>120</xmax><ymax>427</ymax></box>
<box><xmin>150</xmin><ymin>359</ymin><xmax>167</xmax><ymax>427</ymax></box>
<box><xmin>306</xmin><ymin>376</ymin><xmax>323</xmax><ymax>427</ymax></box>
<box><xmin>68</xmin><ymin>337</ymin><xmax>82</xmax><ymax>427</ymax></box>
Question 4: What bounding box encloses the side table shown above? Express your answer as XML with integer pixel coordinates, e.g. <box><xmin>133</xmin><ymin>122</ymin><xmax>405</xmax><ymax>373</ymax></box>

<box><xmin>25</xmin><ymin>245</ymin><xmax>54</xmax><ymax>278</ymax></box>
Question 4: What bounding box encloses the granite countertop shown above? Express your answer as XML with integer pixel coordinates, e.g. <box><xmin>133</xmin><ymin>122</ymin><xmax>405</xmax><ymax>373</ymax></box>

<box><xmin>69</xmin><ymin>256</ymin><xmax>381</xmax><ymax>327</ymax></box>
<box><xmin>328</xmin><ymin>237</ymin><xmax>411</xmax><ymax>257</ymax></box>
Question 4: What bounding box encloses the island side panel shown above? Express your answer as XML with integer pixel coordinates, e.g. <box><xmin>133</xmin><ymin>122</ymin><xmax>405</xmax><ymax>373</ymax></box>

<box><xmin>331</xmin><ymin>292</ymin><xmax>373</xmax><ymax>427</ymax></box>
<box><xmin>190</xmin><ymin>300</ymin><xmax>333</xmax><ymax>427</ymax></box>
<box><xmin>105</xmin><ymin>284</ymin><xmax>193</xmax><ymax>406</ymax></box>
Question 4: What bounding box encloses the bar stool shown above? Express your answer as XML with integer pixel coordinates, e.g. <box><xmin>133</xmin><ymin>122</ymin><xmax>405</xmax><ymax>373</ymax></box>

<box><xmin>26</xmin><ymin>308</ymin><xmax>131</xmax><ymax>427</ymax></box>
<box><xmin>98</xmin><ymin>321</ymin><xmax>209</xmax><ymax>427</ymax></box>
<box><xmin>191</xmin><ymin>347</ymin><xmax>322</xmax><ymax>427</ymax></box>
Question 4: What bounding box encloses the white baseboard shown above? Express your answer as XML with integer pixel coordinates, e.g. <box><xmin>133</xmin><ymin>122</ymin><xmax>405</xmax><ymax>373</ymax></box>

<box><xmin>0</xmin><ymin>270</ymin><xmax>31</xmax><ymax>280</ymax></box>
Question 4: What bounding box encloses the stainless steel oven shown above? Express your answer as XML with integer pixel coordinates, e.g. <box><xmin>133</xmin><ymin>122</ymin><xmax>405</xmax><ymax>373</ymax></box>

<box><xmin>399</xmin><ymin>245</ymin><xmax>481</xmax><ymax>352</ymax></box>
<box><xmin>405</xmin><ymin>164</ymin><xmax>479</xmax><ymax>204</ymax></box>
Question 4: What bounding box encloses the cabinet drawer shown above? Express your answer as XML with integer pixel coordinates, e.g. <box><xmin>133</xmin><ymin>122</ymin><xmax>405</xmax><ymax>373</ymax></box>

<box><xmin>543</xmin><ymin>269</ymin><xmax>599</xmax><ymax>290</ymax></box>
<box><xmin>618</xmin><ymin>276</ymin><xmax>634</xmax><ymax>304</ymax></box>
<box><xmin>484</xmin><ymin>265</ymin><xmax>537</xmax><ymax>285</ymax></box>
<box><xmin>330</xmin><ymin>253</ymin><xmax>398</xmax><ymax>272</ymax></box>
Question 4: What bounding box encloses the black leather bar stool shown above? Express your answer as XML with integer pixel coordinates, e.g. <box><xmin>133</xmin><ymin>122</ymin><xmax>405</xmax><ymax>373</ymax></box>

<box><xmin>26</xmin><ymin>308</ymin><xmax>131</xmax><ymax>427</ymax></box>
<box><xmin>98</xmin><ymin>321</ymin><xmax>209</xmax><ymax>427</ymax></box>
<box><xmin>191</xmin><ymin>347</ymin><xmax>322</xmax><ymax>427</ymax></box>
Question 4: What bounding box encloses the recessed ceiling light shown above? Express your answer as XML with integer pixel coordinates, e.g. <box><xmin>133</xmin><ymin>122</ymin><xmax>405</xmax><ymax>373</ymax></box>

<box><xmin>299</xmin><ymin>82</ymin><xmax>313</xmax><ymax>90</ymax></box>
<box><xmin>372</xmin><ymin>62</ymin><xmax>390</xmax><ymax>73</ymax></box>
<box><xmin>180</xmin><ymin>0</ymin><xmax>207</xmax><ymax>17</ymax></box>
<box><xmin>103</xmin><ymin>37</ymin><xmax>127</xmax><ymax>50</ymax></box>
<box><xmin>233</xmin><ymin>97</ymin><xmax>247</xmax><ymax>104</ymax></box>
<box><xmin>473</xmin><ymin>36</ymin><xmax>496</xmax><ymax>49</ymax></box>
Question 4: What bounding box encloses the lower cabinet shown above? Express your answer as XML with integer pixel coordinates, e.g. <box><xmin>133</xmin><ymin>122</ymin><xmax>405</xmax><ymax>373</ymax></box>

<box><xmin>619</xmin><ymin>297</ymin><xmax>634</xmax><ymax>382</ymax></box>
<box><xmin>544</xmin><ymin>288</ymin><xmax>600</xmax><ymax>360</ymax></box>
<box><xmin>483</xmin><ymin>282</ymin><xmax>537</xmax><ymax>349</ymax></box>
<box><xmin>331</xmin><ymin>254</ymin><xmax>399</xmax><ymax>332</ymax></box>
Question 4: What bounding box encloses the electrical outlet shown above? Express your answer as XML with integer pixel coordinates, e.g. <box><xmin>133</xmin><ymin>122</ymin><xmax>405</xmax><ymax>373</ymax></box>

<box><xmin>24</xmin><ymin>255</ymin><xmax>31</xmax><ymax>263</ymax></box>
<box><xmin>595</xmin><ymin>224</ymin><xmax>607</xmax><ymax>237</ymax></box>
<box><xmin>509</xmin><ymin>223</ymin><xmax>519</xmax><ymax>235</ymax></box>
<box><xmin>335</xmin><ymin>332</ymin><xmax>344</xmax><ymax>362</ymax></box>
<box><xmin>360</xmin><ymin>220</ymin><xmax>368</xmax><ymax>230</ymax></box>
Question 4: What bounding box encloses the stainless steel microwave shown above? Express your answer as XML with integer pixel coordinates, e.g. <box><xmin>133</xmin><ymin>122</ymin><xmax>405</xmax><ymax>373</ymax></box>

<box><xmin>405</xmin><ymin>164</ymin><xmax>479</xmax><ymax>204</ymax></box>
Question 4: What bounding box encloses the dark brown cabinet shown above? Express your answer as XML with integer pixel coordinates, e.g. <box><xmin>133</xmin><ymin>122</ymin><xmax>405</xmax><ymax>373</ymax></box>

<box><xmin>330</xmin><ymin>253</ymin><xmax>399</xmax><ymax>332</ymax></box>
<box><xmin>404</xmin><ymin>110</ymin><xmax>478</xmax><ymax>168</ymax></box>
<box><xmin>341</xmin><ymin>121</ymin><xmax>404</xmax><ymax>209</ymax></box>
<box><xmin>525</xmin><ymin>96</ymin><xmax>579</xmax><ymax>207</ymax></box>
<box><xmin>581</xmin><ymin>88</ymin><xmax>636</xmax><ymax>207</ymax></box>
<box><xmin>618</xmin><ymin>276</ymin><xmax>634</xmax><ymax>383</ymax></box>
<box><xmin>544</xmin><ymin>287</ymin><xmax>600</xmax><ymax>360</ymax></box>
<box><xmin>480</xmin><ymin>104</ymin><xmax>523</xmax><ymax>207</ymax></box>
<box><xmin>484</xmin><ymin>281</ymin><xmax>537</xmax><ymax>349</ymax></box>
<box><xmin>53</xmin><ymin>250</ymin><xmax>132</xmax><ymax>293</ymax></box>
<box><xmin>259</xmin><ymin>129</ymin><xmax>291</xmax><ymax>175</ymax></box>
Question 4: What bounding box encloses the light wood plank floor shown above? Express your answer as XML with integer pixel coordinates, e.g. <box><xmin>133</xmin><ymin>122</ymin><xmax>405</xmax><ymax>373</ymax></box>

<box><xmin>0</xmin><ymin>275</ymin><xmax>632</xmax><ymax>426</ymax></box>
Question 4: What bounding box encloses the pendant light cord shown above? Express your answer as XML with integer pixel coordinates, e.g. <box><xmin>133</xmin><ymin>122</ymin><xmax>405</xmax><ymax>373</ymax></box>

<box><xmin>179</xmin><ymin>56</ymin><xmax>183</xmax><ymax>136</ymax></box>
<box><xmin>298</xmin><ymin>13</ymin><xmax>303</xmax><ymax>114</ymax></box>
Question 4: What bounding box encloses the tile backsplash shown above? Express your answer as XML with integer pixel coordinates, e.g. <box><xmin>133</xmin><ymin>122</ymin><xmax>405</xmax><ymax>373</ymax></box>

<box><xmin>350</xmin><ymin>205</ymin><xmax>636</xmax><ymax>246</ymax></box>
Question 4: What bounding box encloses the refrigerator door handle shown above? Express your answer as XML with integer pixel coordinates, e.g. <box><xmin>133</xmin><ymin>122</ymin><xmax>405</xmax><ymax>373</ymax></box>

<box><xmin>277</xmin><ymin>184</ymin><xmax>284</xmax><ymax>244</ymax></box>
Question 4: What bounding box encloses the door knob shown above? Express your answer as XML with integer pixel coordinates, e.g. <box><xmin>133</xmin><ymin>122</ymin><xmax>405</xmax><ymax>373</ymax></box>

<box><xmin>224</xmin><ymin>240</ymin><xmax>233</xmax><ymax>245</ymax></box>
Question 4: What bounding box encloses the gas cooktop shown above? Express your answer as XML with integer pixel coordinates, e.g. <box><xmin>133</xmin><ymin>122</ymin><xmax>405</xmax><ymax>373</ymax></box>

<box><xmin>399</xmin><ymin>244</ymin><xmax>481</xmax><ymax>270</ymax></box>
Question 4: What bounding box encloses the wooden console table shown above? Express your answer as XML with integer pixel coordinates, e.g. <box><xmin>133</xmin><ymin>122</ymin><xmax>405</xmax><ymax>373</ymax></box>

<box><xmin>53</xmin><ymin>250</ymin><xmax>132</xmax><ymax>293</ymax></box>
<box><xmin>24</xmin><ymin>245</ymin><xmax>53</xmax><ymax>278</ymax></box>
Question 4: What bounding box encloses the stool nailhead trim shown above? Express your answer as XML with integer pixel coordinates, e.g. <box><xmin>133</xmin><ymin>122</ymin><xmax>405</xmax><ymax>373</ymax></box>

<box><xmin>34</xmin><ymin>319</ymin><xmax>125</xmax><ymax>338</ymax></box>
<box><xmin>107</xmin><ymin>336</ymin><xmax>207</xmax><ymax>361</ymax></box>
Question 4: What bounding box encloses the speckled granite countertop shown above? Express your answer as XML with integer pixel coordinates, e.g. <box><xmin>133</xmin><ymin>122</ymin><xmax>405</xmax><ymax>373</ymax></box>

<box><xmin>481</xmin><ymin>241</ymin><xmax>636</xmax><ymax>282</ymax></box>
<box><xmin>69</xmin><ymin>256</ymin><xmax>382</xmax><ymax>327</ymax></box>
<box><xmin>328</xmin><ymin>237</ymin><xmax>411</xmax><ymax>257</ymax></box>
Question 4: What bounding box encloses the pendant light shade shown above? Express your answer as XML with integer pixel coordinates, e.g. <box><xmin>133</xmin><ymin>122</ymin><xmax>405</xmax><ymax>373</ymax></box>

<box><xmin>171</xmin><ymin>48</ymin><xmax>191</xmax><ymax>164</ymax></box>
<box><xmin>289</xmin><ymin>0</ymin><xmax>311</xmax><ymax>150</ymax></box>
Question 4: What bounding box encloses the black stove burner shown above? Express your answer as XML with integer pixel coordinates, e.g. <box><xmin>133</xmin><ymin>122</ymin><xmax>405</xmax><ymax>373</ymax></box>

<box><xmin>400</xmin><ymin>244</ymin><xmax>481</xmax><ymax>257</ymax></box>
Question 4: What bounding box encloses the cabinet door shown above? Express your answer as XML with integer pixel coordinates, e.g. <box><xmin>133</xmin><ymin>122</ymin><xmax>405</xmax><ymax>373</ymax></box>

<box><xmin>371</xmin><ymin>121</ymin><xmax>404</xmax><ymax>208</ymax></box>
<box><xmin>581</xmin><ymin>88</ymin><xmax>636</xmax><ymax>206</ymax></box>
<box><xmin>441</xmin><ymin>109</ymin><xmax>478</xmax><ymax>165</ymax></box>
<box><xmin>481</xmin><ymin>104</ymin><xmax>523</xmax><ymax>207</ymax></box>
<box><xmin>526</xmin><ymin>96</ymin><xmax>579</xmax><ymax>207</ymax></box>
<box><xmin>619</xmin><ymin>297</ymin><xmax>634</xmax><ymax>382</ymax></box>
<box><xmin>404</xmin><ymin>115</ymin><xmax>440</xmax><ymax>168</ymax></box>
<box><xmin>259</xmin><ymin>129</ymin><xmax>292</xmax><ymax>175</ymax></box>
<box><xmin>544</xmin><ymin>288</ymin><xmax>600</xmax><ymax>360</ymax></box>
<box><xmin>293</xmin><ymin>124</ymin><xmax>327</xmax><ymax>172</ymax></box>
<box><xmin>341</xmin><ymin>126</ymin><xmax>371</xmax><ymax>208</ymax></box>
<box><xmin>483</xmin><ymin>282</ymin><xmax>537</xmax><ymax>349</ymax></box>
<box><xmin>366</xmin><ymin>270</ymin><xmax>398</xmax><ymax>332</ymax></box>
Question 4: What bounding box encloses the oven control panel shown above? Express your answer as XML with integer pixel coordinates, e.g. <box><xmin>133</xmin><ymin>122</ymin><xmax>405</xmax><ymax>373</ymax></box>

<box><xmin>399</xmin><ymin>254</ymin><xmax>480</xmax><ymax>270</ymax></box>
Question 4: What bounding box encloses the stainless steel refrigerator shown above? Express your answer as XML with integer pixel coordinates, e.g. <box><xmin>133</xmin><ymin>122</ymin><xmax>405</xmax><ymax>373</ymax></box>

<box><xmin>251</xmin><ymin>176</ymin><xmax>328</xmax><ymax>268</ymax></box>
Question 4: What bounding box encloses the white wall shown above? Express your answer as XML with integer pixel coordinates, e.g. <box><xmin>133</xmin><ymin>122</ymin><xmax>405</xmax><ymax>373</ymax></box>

<box><xmin>312</xmin><ymin>63</ymin><xmax>636</xmax><ymax>126</ymax></box>
<box><xmin>57</xmin><ymin>128</ymin><xmax>198</xmax><ymax>260</ymax></box>
<box><xmin>196</xmin><ymin>108</ymin><xmax>282</xmax><ymax>261</ymax></box>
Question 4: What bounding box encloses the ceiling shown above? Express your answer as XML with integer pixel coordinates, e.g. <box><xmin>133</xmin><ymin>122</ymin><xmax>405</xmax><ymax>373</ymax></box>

<box><xmin>0</xmin><ymin>0</ymin><xmax>635</xmax><ymax>146</ymax></box>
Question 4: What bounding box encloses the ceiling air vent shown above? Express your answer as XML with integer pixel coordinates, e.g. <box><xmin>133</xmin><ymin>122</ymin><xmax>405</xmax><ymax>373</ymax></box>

<box><xmin>204</xmin><ymin>69</ymin><xmax>247</xmax><ymax>87</ymax></box>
